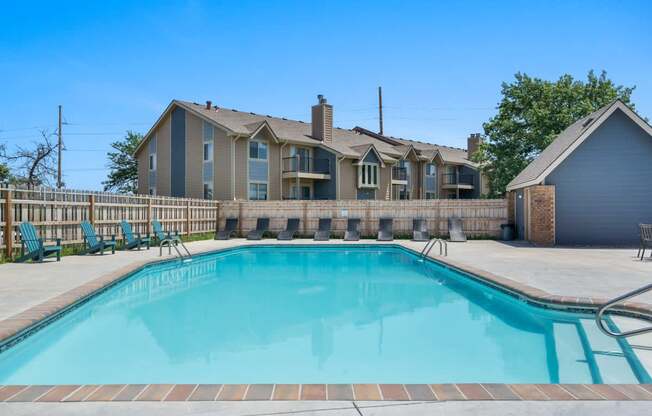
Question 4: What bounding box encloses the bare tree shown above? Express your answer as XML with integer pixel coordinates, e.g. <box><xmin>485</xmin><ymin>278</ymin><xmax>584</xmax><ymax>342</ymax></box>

<box><xmin>0</xmin><ymin>130</ymin><xmax>58</xmax><ymax>187</ymax></box>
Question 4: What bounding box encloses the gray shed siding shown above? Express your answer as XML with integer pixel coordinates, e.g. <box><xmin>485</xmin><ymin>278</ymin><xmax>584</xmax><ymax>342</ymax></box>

<box><xmin>546</xmin><ymin>109</ymin><xmax>652</xmax><ymax>245</ymax></box>
<box><xmin>170</xmin><ymin>107</ymin><xmax>186</xmax><ymax>197</ymax></box>
<box><xmin>313</xmin><ymin>147</ymin><xmax>337</xmax><ymax>200</ymax></box>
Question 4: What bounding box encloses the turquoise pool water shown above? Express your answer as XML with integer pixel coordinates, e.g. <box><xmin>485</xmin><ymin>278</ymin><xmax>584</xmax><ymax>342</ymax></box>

<box><xmin>0</xmin><ymin>246</ymin><xmax>647</xmax><ymax>384</ymax></box>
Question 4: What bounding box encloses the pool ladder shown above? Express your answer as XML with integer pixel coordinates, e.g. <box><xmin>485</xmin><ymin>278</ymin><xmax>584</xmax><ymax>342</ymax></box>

<box><xmin>420</xmin><ymin>237</ymin><xmax>447</xmax><ymax>259</ymax></box>
<box><xmin>595</xmin><ymin>282</ymin><xmax>652</xmax><ymax>338</ymax></box>
<box><xmin>159</xmin><ymin>237</ymin><xmax>192</xmax><ymax>261</ymax></box>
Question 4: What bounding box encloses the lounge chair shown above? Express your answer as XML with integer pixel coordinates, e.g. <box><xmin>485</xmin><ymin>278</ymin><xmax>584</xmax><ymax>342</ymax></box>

<box><xmin>377</xmin><ymin>217</ymin><xmax>393</xmax><ymax>241</ymax></box>
<box><xmin>120</xmin><ymin>220</ymin><xmax>150</xmax><ymax>250</ymax></box>
<box><xmin>247</xmin><ymin>218</ymin><xmax>270</xmax><ymax>240</ymax></box>
<box><xmin>216</xmin><ymin>217</ymin><xmax>238</xmax><ymax>240</ymax></box>
<box><xmin>412</xmin><ymin>218</ymin><xmax>430</xmax><ymax>242</ymax></box>
<box><xmin>277</xmin><ymin>218</ymin><xmax>300</xmax><ymax>241</ymax></box>
<box><xmin>344</xmin><ymin>218</ymin><xmax>361</xmax><ymax>241</ymax></box>
<box><xmin>16</xmin><ymin>222</ymin><xmax>62</xmax><ymax>262</ymax></box>
<box><xmin>314</xmin><ymin>218</ymin><xmax>332</xmax><ymax>241</ymax></box>
<box><xmin>638</xmin><ymin>224</ymin><xmax>652</xmax><ymax>260</ymax></box>
<box><xmin>152</xmin><ymin>220</ymin><xmax>181</xmax><ymax>245</ymax></box>
<box><xmin>448</xmin><ymin>216</ymin><xmax>467</xmax><ymax>242</ymax></box>
<box><xmin>80</xmin><ymin>221</ymin><xmax>116</xmax><ymax>255</ymax></box>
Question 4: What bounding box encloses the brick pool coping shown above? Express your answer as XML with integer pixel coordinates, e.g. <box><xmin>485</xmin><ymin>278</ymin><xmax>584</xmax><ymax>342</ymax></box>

<box><xmin>1</xmin><ymin>241</ymin><xmax>652</xmax><ymax>402</ymax></box>
<box><xmin>1</xmin><ymin>383</ymin><xmax>652</xmax><ymax>402</ymax></box>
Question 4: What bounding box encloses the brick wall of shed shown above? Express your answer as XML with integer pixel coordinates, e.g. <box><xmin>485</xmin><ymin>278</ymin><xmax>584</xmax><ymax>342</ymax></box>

<box><xmin>525</xmin><ymin>185</ymin><xmax>555</xmax><ymax>246</ymax></box>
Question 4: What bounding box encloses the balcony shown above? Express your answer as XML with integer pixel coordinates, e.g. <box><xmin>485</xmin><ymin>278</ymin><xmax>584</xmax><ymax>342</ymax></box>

<box><xmin>391</xmin><ymin>166</ymin><xmax>408</xmax><ymax>185</ymax></box>
<box><xmin>442</xmin><ymin>173</ymin><xmax>474</xmax><ymax>189</ymax></box>
<box><xmin>282</xmin><ymin>156</ymin><xmax>331</xmax><ymax>180</ymax></box>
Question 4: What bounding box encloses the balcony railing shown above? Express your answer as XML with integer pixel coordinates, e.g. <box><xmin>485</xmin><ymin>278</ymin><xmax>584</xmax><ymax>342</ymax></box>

<box><xmin>392</xmin><ymin>166</ymin><xmax>407</xmax><ymax>181</ymax></box>
<box><xmin>282</xmin><ymin>156</ymin><xmax>330</xmax><ymax>175</ymax></box>
<box><xmin>443</xmin><ymin>173</ymin><xmax>474</xmax><ymax>186</ymax></box>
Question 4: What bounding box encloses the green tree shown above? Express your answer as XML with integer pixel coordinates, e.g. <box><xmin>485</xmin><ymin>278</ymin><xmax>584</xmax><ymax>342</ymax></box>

<box><xmin>103</xmin><ymin>131</ymin><xmax>143</xmax><ymax>194</ymax></box>
<box><xmin>476</xmin><ymin>70</ymin><xmax>635</xmax><ymax>196</ymax></box>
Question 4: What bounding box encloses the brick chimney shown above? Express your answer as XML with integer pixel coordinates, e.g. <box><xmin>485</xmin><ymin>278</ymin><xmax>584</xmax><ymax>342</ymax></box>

<box><xmin>311</xmin><ymin>94</ymin><xmax>333</xmax><ymax>143</ymax></box>
<box><xmin>467</xmin><ymin>133</ymin><xmax>482</xmax><ymax>158</ymax></box>
<box><xmin>205</xmin><ymin>100</ymin><xmax>212</xmax><ymax>110</ymax></box>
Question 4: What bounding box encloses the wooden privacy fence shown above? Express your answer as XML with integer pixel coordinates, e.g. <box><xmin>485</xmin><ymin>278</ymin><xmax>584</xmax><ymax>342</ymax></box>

<box><xmin>0</xmin><ymin>186</ymin><xmax>218</xmax><ymax>257</ymax></box>
<box><xmin>1</xmin><ymin>186</ymin><xmax>508</xmax><ymax>257</ymax></box>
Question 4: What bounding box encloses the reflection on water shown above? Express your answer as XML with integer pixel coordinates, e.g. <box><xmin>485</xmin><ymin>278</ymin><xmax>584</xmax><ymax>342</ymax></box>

<box><xmin>0</xmin><ymin>246</ymin><xmax>647</xmax><ymax>384</ymax></box>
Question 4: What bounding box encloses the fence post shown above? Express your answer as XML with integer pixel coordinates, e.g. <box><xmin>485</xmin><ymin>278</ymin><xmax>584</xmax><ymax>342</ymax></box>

<box><xmin>146</xmin><ymin>197</ymin><xmax>152</xmax><ymax>236</ymax></box>
<box><xmin>4</xmin><ymin>189</ymin><xmax>13</xmax><ymax>258</ymax></box>
<box><xmin>186</xmin><ymin>200</ymin><xmax>191</xmax><ymax>236</ymax></box>
<box><xmin>302</xmin><ymin>201</ymin><xmax>308</xmax><ymax>236</ymax></box>
<box><xmin>237</xmin><ymin>202</ymin><xmax>243</xmax><ymax>236</ymax></box>
<box><xmin>215</xmin><ymin>201</ymin><xmax>220</xmax><ymax>232</ymax></box>
<box><xmin>88</xmin><ymin>195</ymin><xmax>95</xmax><ymax>225</ymax></box>
<box><xmin>365</xmin><ymin>201</ymin><xmax>371</xmax><ymax>237</ymax></box>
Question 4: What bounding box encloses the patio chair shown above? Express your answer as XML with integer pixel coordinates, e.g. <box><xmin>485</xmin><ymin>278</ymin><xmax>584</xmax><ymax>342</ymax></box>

<box><xmin>377</xmin><ymin>217</ymin><xmax>393</xmax><ymax>241</ymax></box>
<box><xmin>120</xmin><ymin>220</ymin><xmax>150</xmax><ymax>250</ymax></box>
<box><xmin>344</xmin><ymin>218</ymin><xmax>361</xmax><ymax>241</ymax></box>
<box><xmin>448</xmin><ymin>216</ymin><xmax>467</xmax><ymax>242</ymax></box>
<box><xmin>80</xmin><ymin>221</ymin><xmax>116</xmax><ymax>255</ymax></box>
<box><xmin>247</xmin><ymin>218</ymin><xmax>270</xmax><ymax>240</ymax></box>
<box><xmin>638</xmin><ymin>224</ymin><xmax>652</xmax><ymax>260</ymax></box>
<box><xmin>152</xmin><ymin>219</ymin><xmax>181</xmax><ymax>246</ymax></box>
<box><xmin>216</xmin><ymin>217</ymin><xmax>238</xmax><ymax>240</ymax></box>
<box><xmin>412</xmin><ymin>218</ymin><xmax>430</xmax><ymax>242</ymax></box>
<box><xmin>16</xmin><ymin>222</ymin><xmax>62</xmax><ymax>262</ymax></box>
<box><xmin>277</xmin><ymin>218</ymin><xmax>300</xmax><ymax>241</ymax></box>
<box><xmin>314</xmin><ymin>218</ymin><xmax>332</xmax><ymax>241</ymax></box>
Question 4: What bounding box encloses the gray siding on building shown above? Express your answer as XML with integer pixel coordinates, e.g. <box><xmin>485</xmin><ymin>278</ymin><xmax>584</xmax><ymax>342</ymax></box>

<box><xmin>363</xmin><ymin>150</ymin><xmax>380</xmax><ymax>164</ymax></box>
<box><xmin>170</xmin><ymin>107</ymin><xmax>186</xmax><ymax>197</ymax></box>
<box><xmin>313</xmin><ymin>147</ymin><xmax>337</xmax><ymax>199</ymax></box>
<box><xmin>546</xmin><ymin>109</ymin><xmax>652</xmax><ymax>245</ymax></box>
<box><xmin>357</xmin><ymin>188</ymin><xmax>376</xmax><ymax>200</ymax></box>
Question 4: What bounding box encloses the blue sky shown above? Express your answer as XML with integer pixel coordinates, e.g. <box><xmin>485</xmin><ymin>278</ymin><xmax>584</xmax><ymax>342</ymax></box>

<box><xmin>1</xmin><ymin>0</ymin><xmax>650</xmax><ymax>190</ymax></box>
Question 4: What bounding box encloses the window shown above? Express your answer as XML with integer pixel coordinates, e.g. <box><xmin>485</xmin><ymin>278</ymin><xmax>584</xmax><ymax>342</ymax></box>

<box><xmin>148</xmin><ymin>154</ymin><xmax>156</xmax><ymax>171</ymax></box>
<box><xmin>425</xmin><ymin>192</ymin><xmax>437</xmax><ymax>199</ymax></box>
<box><xmin>202</xmin><ymin>122</ymin><xmax>214</xmax><ymax>199</ymax></box>
<box><xmin>249</xmin><ymin>183</ymin><xmax>267</xmax><ymax>200</ymax></box>
<box><xmin>249</xmin><ymin>140</ymin><xmax>268</xmax><ymax>160</ymax></box>
<box><xmin>148</xmin><ymin>187</ymin><xmax>156</xmax><ymax>196</ymax></box>
<box><xmin>203</xmin><ymin>182</ymin><xmax>213</xmax><ymax>200</ymax></box>
<box><xmin>426</xmin><ymin>163</ymin><xmax>436</xmax><ymax>176</ymax></box>
<box><xmin>358</xmin><ymin>163</ymin><xmax>379</xmax><ymax>188</ymax></box>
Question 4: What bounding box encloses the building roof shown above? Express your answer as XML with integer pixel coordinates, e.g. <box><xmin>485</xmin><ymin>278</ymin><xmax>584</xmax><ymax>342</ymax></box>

<box><xmin>135</xmin><ymin>99</ymin><xmax>476</xmax><ymax>166</ymax></box>
<box><xmin>506</xmin><ymin>100</ymin><xmax>652</xmax><ymax>191</ymax></box>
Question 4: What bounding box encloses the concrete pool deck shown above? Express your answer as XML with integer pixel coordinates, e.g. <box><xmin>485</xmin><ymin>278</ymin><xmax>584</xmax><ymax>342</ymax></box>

<box><xmin>1</xmin><ymin>238</ymin><xmax>652</xmax><ymax>414</ymax></box>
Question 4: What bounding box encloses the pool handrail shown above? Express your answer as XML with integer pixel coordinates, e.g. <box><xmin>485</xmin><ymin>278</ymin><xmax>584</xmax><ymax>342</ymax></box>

<box><xmin>596</xmin><ymin>282</ymin><xmax>652</xmax><ymax>338</ymax></box>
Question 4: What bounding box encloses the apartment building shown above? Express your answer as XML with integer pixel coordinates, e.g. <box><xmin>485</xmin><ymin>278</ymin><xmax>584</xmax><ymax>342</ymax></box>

<box><xmin>134</xmin><ymin>96</ymin><xmax>486</xmax><ymax>200</ymax></box>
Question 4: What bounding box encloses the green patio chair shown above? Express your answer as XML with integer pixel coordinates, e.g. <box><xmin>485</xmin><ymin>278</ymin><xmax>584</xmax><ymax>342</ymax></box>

<box><xmin>80</xmin><ymin>221</ymin><xmax>116</xmax><ymax>255</ymax></box>
<box><xmin>120</xmin><ymin>220</ymin><xmax>150</xmax><ymax>250</ymax></box>
<box><xmin>16</xmin><ymin>222</ymin><xmax>62</xmax><ymax>262</ymax></box>
<box><xmin>151</xmin><ymin>219</ymin><xmax>181</xmax><ymax>246</ymax></box>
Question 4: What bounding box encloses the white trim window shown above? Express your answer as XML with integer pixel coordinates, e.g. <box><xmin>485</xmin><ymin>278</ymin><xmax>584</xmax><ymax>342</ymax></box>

<box><xmin>249</xmin><ymin>139</ymin><xmax>268</xmax><ymax>161</ymax></box>
<box><xmin>358</xmin><ymin>163</ymin><xmax>379</xmax><ymax>188</ymax></box>
<box><xmin>202</xmin><ymin>122</ymin><xmax>214</xmax><ymax>199</ymax></box>
<box><xmin>249</xmin><ymin>182</ymin><xmax>268</xmax><ymax>200</ymax></box>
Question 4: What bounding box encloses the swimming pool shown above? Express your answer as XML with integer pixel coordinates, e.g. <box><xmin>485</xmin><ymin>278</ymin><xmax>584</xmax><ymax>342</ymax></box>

<box><xmin>0</xmin><ymin>245</ymin><xmax>648</xmax><ymax>384</ymax></box>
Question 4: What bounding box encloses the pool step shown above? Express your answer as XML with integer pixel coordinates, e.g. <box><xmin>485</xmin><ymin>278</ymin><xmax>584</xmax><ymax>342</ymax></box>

<box><xmin>579</xmin><ymin>319</ymin><xmax>639</xmax><ymax>384</ymax></box>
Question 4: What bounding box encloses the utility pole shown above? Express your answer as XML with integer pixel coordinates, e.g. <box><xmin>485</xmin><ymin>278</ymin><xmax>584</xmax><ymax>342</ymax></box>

<box><xmin>57</xmin><ymin>105</ymin><xmax>63</xmax><ymax>189</ymax></box>
<box><xmin>378</xmin><ymin>86</ymin><xmax>384</xmax><ymax>135</ymax></box>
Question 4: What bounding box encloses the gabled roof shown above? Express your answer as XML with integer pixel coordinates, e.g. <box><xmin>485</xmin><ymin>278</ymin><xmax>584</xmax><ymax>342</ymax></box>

<box><xmin>506</xmin><ymin>100</ymin><xmax>652</xmax><ymax>191</ymax></box>
<box><xmin>350</xmin><ymin>144</ymin><xmax>387</xmax><ymax>167</ymax></box>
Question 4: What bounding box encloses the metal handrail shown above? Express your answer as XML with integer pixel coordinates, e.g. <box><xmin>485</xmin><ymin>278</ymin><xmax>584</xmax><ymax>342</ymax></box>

<box><xmin>159</xmin><ymin>237</ymin><xmax>192</xmax><ymax>260</ymax></box>
<box><xmin>420</xmin><ymin>238</ymin><xmax>447</xmax><ymax>259</ymax></box>
<box><xmin>595</xmin><ymin>282</ymin><xmax>652</xmax><ymax>338</ymax></box>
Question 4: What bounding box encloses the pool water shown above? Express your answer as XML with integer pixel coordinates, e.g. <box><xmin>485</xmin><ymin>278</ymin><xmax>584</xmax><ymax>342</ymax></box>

<box><xmin>0</xmin><ymin>246</ymin><xmax>647</xmax><ymax>384</ymax></box>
